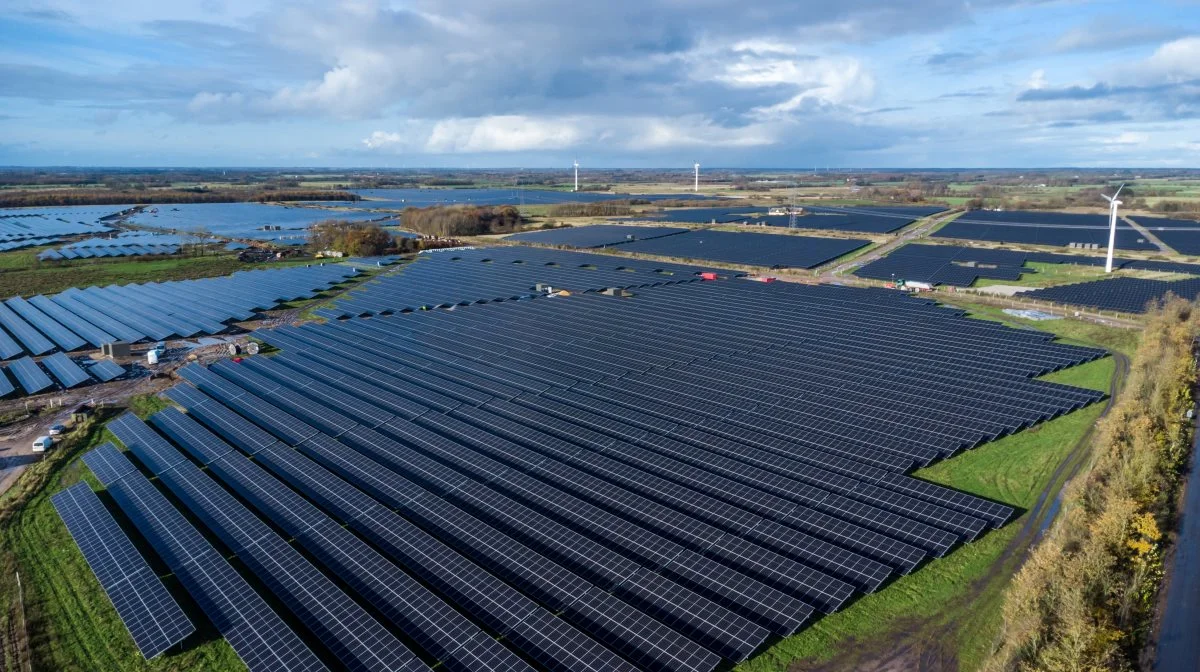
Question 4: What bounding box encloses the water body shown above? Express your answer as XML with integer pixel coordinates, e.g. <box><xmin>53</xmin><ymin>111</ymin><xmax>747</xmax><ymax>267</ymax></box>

<box><xmin>347</xmin><ymin>188</ymin><xmax>715</xmax><ymax>208</ymax></box>
<box><xmin>1154</xmin><ymin>411</ymin><xmax>1200</xmax><ymax>671</ymax></box>
<box><xmin>125</xmin><ymin>202</ymin><xmax>388</xmax><ymax>244</ymax></box>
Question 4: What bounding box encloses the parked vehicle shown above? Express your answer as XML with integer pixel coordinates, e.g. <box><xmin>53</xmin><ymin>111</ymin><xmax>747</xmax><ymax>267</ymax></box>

<box><xmin>32</xmin><ymin>436</ymin><xmax>53</xmax><ymax>452</ymax></box>
<box><xmin>48</xmin><ymin>424</ymin><xmax>66</xmax><ymax>436</ymax></box>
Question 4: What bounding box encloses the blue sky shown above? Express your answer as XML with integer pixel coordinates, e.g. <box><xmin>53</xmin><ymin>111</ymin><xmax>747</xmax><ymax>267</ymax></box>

<box><xmin>1</xmin><ymin>0</ymin><xmax>1198</xmax><ymax>168</ymax></box>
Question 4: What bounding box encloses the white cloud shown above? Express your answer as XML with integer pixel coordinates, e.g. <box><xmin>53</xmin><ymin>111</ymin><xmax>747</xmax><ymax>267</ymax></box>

<box><xmin>1099</xmin><ymin>131</ymin><xmax>1149</xmax><ymax>145</ymax></box>
<box><xmin>363</xmin><ymin>114</ymin><xmax>778</xmax><ymax>153</ymax></box>
<box><xmin>697</xmin><ymin>43</ymin><xmax>875</xmax><ymax>118</ymax></box>
<box><xmin>1142</xmin><ymin>36</ymin><xmax>1200</xmax><ymax>81</ymax></box>
<box><xmin>425</xmin><ymin>116</ymin><xmax>584</xmax><ymax>153</ymax></box>
<box><xmin>1026</xmin><ymin>69</ymin><xmax>1047</xmax><ymax>90</ymax></box>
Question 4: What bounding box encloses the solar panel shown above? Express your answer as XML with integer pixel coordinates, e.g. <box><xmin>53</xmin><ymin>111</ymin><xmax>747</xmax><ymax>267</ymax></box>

<box><xmin>173</xmin><ymin>370</ymin><xmax>721</xmax><ymax>671</ymax></box>
<box><xmin>6</xmin><ymin>356</ymin><xmax>52</xmax><ymax>394</ymax></box>
<box><xmin>148</xmin><ymin>407</ymin><xmax>537</xmax><ymax>672</ymax></box>
<box><xmin>618</xmin><ymin>230</ymin><xmax>870</xmax><ymax>269</ymax></box>
<box><xmin>5</xmin><ymin>297</ymin><xmax>86</xmax><ymax>351</ymax></box>
<box><xmin>41</xmin><ymin>352</ymin><xmax>91</xmax><ymax>388</ymax></box>
<box><xmin>88</xmin><ymin>359</ymin><xmax>126</xmax><ymax>382</ymax></box>
<box><xmin>163</xmin><ymin>385</ymin><xmax>643</xmax><ymax>672</ymax></box>
<box><xmin>0</xmin><ymin>327</ymin><xmax>23</xmax><ymax>359</ymax></box>
<box><xmin>0</xmin><ymin>303</ymin><xmax>55</xmax><ymax>355</ymax></box>
<box><xmin>80</xmin><ymin>443</ymin><xmax>329</xmax><ymax>672</ymax></box>
<box><xmin>51</xmin><ymin>482</ymin><xmax>194</xmax><ymax>659</ymax></box>
<box><xmin>107</xmin><ymin>413</ymin><xmax>432</xmax><ymax>672</ymax></box>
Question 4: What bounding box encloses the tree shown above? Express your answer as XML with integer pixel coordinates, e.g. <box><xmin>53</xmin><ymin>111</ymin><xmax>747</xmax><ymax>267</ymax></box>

<box><xmin>307</xmin><ymin>220</ymin><xmax>395</xmax><ymax>256</ymax></box>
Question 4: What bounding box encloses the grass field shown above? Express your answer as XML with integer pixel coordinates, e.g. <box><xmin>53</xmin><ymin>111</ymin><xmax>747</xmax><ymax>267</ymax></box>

<box><xmin>0</xmin><ymin>249</ymin><xmax>315</xmax><ymax>297</ymax></box>
<box><xmin>736</xmin><ymin>354</ymin><xmax>1114</xmax><ymax>672</ymax></box>
<box><xmin>972</xmin><ymin>262</ymin><xmax>1197</xmax><ymax>289</ymax></box>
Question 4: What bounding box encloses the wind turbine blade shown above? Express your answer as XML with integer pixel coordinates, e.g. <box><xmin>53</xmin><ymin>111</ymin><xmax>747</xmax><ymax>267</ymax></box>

<box><xmin>1113</xmin><ymin>182</ymin><xmax>1125</xmax><ymax>199</ymax></box>
<box><xmin>1101</xmin><ymin>194</ymin><xmax>1113</xmax><ymax>203</ymax></box>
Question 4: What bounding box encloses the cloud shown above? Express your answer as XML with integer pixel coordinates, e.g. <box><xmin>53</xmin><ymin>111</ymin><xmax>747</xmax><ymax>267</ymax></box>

<box><xmin>1027</xmin><ymin>69</ymin><xmax>1048</xmax><ymax>91</ymax></box>
<box><xmin>1142</xmin><ymin>36</ymin><xmax>1200</xmax><ymax>81</ymax></box>
<box><xmin>1015</xmin><ymin>38</ymin><xmax>1200</xmax><ymax>124</ymax></box>
<box><xmin>1053</xmin><ymin>19</ymin><xmax>1184</xmax><ymax>53</ymax></box>
<box><xmin>925</xmin><ymin>50</ymin><xmax>981</xmax><ymax>70</ymax></box>
<box><xmin>1099</xmin><ymin>131</ymin><xmax>1149</xmax><ymax>145</ymax></box>
<box><xmin>363</xmin><ymin>114</ymin><xmax>778</xmax><ymax>154</ymax></box>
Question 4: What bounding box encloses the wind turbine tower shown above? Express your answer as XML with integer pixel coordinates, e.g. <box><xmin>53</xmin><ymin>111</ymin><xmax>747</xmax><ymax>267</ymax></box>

<box><xmin>573</xmin><ymin>159</ymin><xmax>579</xmax><ymax>192</ymax></box>
<box><xmin>693</xmin><ymin>162</ymin><xmax>700</xmax><ymax>192</ymax></box>
<box><xmin>1102</xmin><ymin>183</ymin><xmax>1124</xmax><ymax>273</ymax></box>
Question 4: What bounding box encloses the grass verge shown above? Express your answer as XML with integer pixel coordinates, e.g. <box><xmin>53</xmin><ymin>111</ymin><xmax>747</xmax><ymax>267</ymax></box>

<box><xmin>0</xmin><ymin>250</ymin><xmax>314</xmax><ymax>298</ymax></box>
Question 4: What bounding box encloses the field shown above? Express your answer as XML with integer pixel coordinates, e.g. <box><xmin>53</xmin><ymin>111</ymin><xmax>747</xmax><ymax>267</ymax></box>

<box><xmin>0</xmin><ymin>248</ymin><xmax>315</xmax><ymax>298</ymax></box>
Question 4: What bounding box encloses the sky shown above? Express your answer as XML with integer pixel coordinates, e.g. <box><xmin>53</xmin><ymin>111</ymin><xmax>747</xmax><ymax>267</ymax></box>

<box><xmin>0</xmin><ymin>0</ymin><xmax>1198</xmax><ymax>168</ymax></box>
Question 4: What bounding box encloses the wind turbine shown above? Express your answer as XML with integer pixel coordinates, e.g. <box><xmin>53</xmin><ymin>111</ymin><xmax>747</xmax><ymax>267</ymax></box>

<box><xmin>573</xmin><ymin>159</ymin><xmax>579</xmax><ymax>192</ymax></box>
<box><xmin>1102</xmin><ymin>183</ymin><xmax>1124</xmax><ymax>273</ymax></box>
<box><xmin>693</xmin><ymin>162</ymin><xmax>700</xmax><ymax>192</ymax></box>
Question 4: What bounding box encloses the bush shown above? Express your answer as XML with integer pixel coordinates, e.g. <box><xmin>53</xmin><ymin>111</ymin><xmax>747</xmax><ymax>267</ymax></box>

<box><xmin>984</xmin><ymin>297</ymin><xmax>1200</xmax><ymax>672</ymax></box>
<box><xmin>307</xmin><ymin>220</ymin><xmax>394</xmax><ymax>256</ymax></box>
<box><xmin>401</xmin><ymin>205</ymin><xmax>522</xmax><ymax>237</ymax></box>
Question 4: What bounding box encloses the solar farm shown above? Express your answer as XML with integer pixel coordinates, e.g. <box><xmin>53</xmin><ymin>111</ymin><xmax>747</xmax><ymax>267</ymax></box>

<box><xmin>125</xmin><ymin>203</ymin><xmax>388</xmax><ymax>244</ymax></box>
<box><xmin>634</xmin><ymin>205</ymin><xmax>936</xmax><ymax>233</ymax></box>
<box><xmin>47</xmin><ymin>272</ymin><xmax>1109</xmax><ymax>672</ymax></box>
<box><xmin>37</xmin><ymin>232</ymin><xmax>216</xmax><ymax>261</ymax></box>
<box><xmin>0</xmin><ymin>177</ymin><xmax>1192</xmax><ymax>672</ymax></box>
<box><xmin>933</xmin><ymin>210</ymin><xmax>1156</xmax><ymax>250</ymax></box>
<box><xmin>505</xmin><ymin>225</ymin><xmax>871</xmax><ymax>269</ymax></box>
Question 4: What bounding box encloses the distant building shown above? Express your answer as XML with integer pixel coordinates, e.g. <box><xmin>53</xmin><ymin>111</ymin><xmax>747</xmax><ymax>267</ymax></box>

<box><xmin>768</xmin><ymin>206</ymin><xmax>804</xmax><ymax>216</ymax></box>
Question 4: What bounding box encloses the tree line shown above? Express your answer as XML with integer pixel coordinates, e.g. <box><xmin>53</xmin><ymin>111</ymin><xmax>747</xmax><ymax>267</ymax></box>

<box><xmin>985</xmin><ymin>297</ymin><xmax>1199</xmax><ymax>671</ymax></box>
<box><xmin>400</xmin><ymin>205</ymin><xmax>523</xmax><ymax>237</ymax></box>
<box><xmin>0</xmin><ymin>189</ymin><xmax>360</xmax><ymax>208</ymax></box>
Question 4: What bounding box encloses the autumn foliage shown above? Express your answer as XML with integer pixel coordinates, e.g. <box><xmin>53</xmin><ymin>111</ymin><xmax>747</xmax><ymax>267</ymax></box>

<box><xmin>400</xmin><ymin>205</ymin><xmax>523</xmax><ymax>237</ymax></box>
<box><xmin>307</xmin><ymin>220</ymin><xmax>395</xmax><ymax>257</ymax></box>
<box><xmin>984</xmin><ymin>297</ymin><xmax>1199</xmax><ymax>672</ymax></box>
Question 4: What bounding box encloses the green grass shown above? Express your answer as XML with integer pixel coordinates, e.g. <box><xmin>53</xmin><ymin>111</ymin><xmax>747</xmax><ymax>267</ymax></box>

<box><xmin>973</xmin><ymin>261</ymin><xmax>1113</xmax><ymax>288</ymax></box>
<box><xmin>0</xmin><ymin>249</ymin><xmax>315</xmax><ymax>298</ymax></box>
<box><xmin>939</xmin><ymin>297</ymin><xmax>1141</xmax><ymax>357</ymax></box>
<box><xmin>0</xmin><ymin>403</ymin><xmax>240</xmax><ymax>672</ymax></box>
<box><xmin>972</xmin><ymin>262</ymin><xmax>1196</xmax><ymax>289</ymax></box>
<box><xmin>737</xmin><ymin>352</ymin><xmax>1119</xmax><ymax>672</ymax></box>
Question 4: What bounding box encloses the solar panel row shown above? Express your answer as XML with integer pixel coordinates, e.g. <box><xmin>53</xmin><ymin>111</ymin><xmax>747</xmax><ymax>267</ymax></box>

<box><xmin>80</xmin><ymin>443</ymin><xmax>330</xmax><ymax>672</ymax></box>
<box><xmin>628</xmin><ymin>204</ymin><xmax>939</xmax><ymax>233</ymax></box>
<box><xmin>0</xmin><ymin>264</ymin><xmax>357</xmax><ymax>358</ymax></box>
<box><xmin>0</xmin><ymin>354</ymin><xmax>124</xmax><ymax>398</ymax></box>
<box><xmin>50</xmin><ymin>483</ymin><xmax>194</xmax><ymax>659</ymax></box>
<box><xmin>507</xmin><ymin>225</ymin><xmax>870</xmax><ymax>269</ymax></box>
<box><xmin>106</xmin><ymin>414</ymin><xmax>433</xmax><ymax>672</ymax></box>
<box><xmin>324</xmin><ymin>247</ymin><xmax>725</xmax><ymax>318</ymax></box>
<box><xmin>855</xmin><ymin>243</ymin><xmax>1200</xmax><ymax>287</ymax></box>
<box><xmin>1131</xmin><ymin>216</ymin><xmax>1200</xmax><ymax>255</ymax></box>
<box><xmin>933</xmin><ymin>210</ymin><xmax>1156</xmax><ymax>250</ymax></box>
<box><xmin>40</xmin><ymin>245</ymin><xmax>181</xmax><ymax>261</ymax></box>
<box><xmin>616</xmin><ymin>230</ymin><xmax>869</xmax><ymax>269</ymax></box>
<box><xmin>1021</xmin><ymin>276</ymin><xmax>1200</xmax><ymax>314</ymax></box>
<box><xmin>506</xmin><ymin>225</ymin><xmax>690</xmax><ymax>248</ymax></box>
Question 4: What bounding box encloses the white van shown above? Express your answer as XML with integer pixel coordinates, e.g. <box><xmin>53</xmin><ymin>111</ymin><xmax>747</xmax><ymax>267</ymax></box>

<box><xmin>32</xmin><ymin>436</ymin><xmax>53</xmax><ymax>453</ymax></box>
